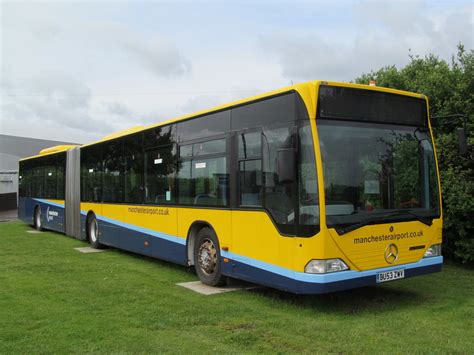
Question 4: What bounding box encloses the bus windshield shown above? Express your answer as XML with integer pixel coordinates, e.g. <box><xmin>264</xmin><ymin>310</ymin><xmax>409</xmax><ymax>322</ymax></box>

<box><xmin>316</xmin><ymin>86</ymin><xmax>440</xmax><ymax>233</ymax></box>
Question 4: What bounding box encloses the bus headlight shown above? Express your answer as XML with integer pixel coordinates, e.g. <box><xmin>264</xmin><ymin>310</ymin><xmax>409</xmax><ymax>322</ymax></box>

<box><xmin>305</xmin><ymin>259</ymin><xmax>349</xmax><ymax>274</ymax></box>
<box><xmin>424</xmin><ymin>244</ymin><xmax>442</xmax><ymax>258</ymax></box>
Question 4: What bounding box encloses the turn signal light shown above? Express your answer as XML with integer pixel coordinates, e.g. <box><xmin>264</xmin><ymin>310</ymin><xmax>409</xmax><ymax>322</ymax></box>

<box><xmin>424</xmin><ymin>244</ymin><xmax>441</xmax><ymax>258</ymax></box>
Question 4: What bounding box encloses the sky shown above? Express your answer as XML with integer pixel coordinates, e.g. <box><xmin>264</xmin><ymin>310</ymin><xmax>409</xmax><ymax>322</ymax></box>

<box><xmin>1</xmin><ymin>0</ymin><xmax>472</xmax><ymax>144</ymax></box>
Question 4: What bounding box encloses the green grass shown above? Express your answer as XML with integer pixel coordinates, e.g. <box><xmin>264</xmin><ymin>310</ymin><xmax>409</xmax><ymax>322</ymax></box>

<box><xmin>0</xmin><ymin>221</ymin><xmax>472</xmax><ymax>353</ymax></box>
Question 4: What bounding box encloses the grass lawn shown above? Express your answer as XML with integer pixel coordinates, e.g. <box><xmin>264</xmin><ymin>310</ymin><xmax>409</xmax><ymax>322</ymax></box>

<box><xmin>0</xmin><ymin>221</ymin><xmax>473</xmax><ymax>353</ymax></box>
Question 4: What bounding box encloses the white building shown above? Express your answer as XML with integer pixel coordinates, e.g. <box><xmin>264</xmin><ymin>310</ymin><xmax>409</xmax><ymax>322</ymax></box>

<box><xmin>0</xmin><ymin>134</ymin><xmax>78</xmax><ymax>211</ymax></box>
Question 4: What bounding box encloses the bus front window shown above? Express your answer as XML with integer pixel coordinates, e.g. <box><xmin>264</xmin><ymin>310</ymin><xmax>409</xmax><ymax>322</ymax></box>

<box><xmin>317</xmin><ymin>120</ymin><xmax>440</xmax><ymax>231</ymax></box>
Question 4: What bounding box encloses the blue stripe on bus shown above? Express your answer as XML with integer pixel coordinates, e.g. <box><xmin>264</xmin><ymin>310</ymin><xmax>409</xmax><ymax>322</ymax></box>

<box><xmin>221</xmin><ymin>250</ymin><xmax>443</xmax><ymax>283</ymax></box>
<box><xmin>33</xmin><ymin>198</ymin><xmax>65</xmax><ymax>208</ymax></box>
<box><xmin>79</xmin><ymin>210</ymin><xmax>186</xmax><ymax>246</ymax></box>
<box><xmin>99</xmin><ymin>214</ymin><xmax>186</xmax><ymax>246</ymax></box>
<box><xmin>221</xmin><ymin>257</ymin><xmax>443</xmax><ymax>294</ymax></box>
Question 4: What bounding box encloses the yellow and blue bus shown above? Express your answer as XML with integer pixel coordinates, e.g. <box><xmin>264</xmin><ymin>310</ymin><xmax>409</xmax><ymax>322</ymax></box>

<box><xmin>18</xmin><ymin>81</ymin><xmax>443</xmax><ymax>294</ymax></box>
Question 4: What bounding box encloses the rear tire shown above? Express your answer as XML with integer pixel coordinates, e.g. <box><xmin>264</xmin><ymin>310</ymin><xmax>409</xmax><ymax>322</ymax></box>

<box><xmin>34</xmin><ymin>206</ymin><xmax>42</xmax><ymax>231</ymax></box>
<box><xmin>194</xmin><ymin>227</ymin><xmax>227</xmax><ymax>287</ymax></box>
<box><xmin>87</xmin><ymin>214</ymin><xmax>102</xmax><ymax>249</ymax></box>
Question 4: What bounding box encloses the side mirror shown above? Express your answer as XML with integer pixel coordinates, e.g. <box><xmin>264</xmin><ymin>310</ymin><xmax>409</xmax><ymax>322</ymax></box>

<box><xmin>457</xmin><ymin>127</ymin><xmax>468</xmax><ymax>156</ymax></box>
<box><xmin>277</xmin><ymin>147</ymin><xmax>296</xmax><ymax>183</ymax></box>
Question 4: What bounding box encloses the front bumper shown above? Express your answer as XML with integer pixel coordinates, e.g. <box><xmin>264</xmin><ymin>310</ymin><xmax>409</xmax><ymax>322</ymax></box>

<box><xmin>222</xmin><ymin>253</ymin><xmax>443</xmax><ymax>294</ymax></box>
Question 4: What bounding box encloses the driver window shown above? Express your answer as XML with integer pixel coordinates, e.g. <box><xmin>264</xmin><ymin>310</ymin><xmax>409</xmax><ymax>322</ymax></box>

<box><xmin>262</xmin><ymin>124</ymin><xmax>295</xmax><ymax>227</ymax></box>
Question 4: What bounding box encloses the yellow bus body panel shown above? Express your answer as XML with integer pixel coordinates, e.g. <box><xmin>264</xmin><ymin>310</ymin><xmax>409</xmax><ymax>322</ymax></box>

<box><xmin>78</xmin><ymin>81</ymin><xmax>442</xmax><ymax>276</ymax></box>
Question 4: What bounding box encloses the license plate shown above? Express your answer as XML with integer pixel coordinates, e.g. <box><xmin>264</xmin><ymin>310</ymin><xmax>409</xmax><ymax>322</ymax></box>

<box><xmin>376</xmin><ymin>269</ymin><xmax>405</xmax><ymax>283</ymax></box>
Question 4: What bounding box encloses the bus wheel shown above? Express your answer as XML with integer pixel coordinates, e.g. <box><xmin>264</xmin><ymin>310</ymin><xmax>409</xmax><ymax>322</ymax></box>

<box><xmin>34</xmin><ymin>206</ymin><xmax>42</xmax><ymax>231</ymax></box>
<box><xmin>87</xmin><ymin>214</ymin><xmax>102</xmax><ymax>249</ymax></box>
<box><xmin>194</xmin><ymin>227</ymin><xmax>227</xmax><ymax>287</ymax></box>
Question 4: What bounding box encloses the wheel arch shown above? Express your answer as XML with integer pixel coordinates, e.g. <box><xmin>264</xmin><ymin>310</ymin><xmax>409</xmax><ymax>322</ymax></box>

<box><xmin>186</xmin><ymin>220</ymin><xmax>218</xmax><ymax>266</ymax></box>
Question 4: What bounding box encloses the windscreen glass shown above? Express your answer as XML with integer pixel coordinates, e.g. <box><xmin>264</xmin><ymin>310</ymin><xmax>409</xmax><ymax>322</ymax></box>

<box><xmin>317</xmin><ymin>87</ymin><xmax>440</xmax><ymax>231</ymax></box>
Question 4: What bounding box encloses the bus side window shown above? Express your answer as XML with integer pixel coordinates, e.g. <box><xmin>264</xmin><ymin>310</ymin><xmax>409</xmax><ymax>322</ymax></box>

<box><xmin>33</xmin><ymin>165</ymin><xmax>45</xmax><ymax>198</ymax></box>
<box><xmin>191</xmin><ymin>156</ymin><xmax>228</xmax><ymax>206</ymax></box>
<box><xmin>145</xmin><ymin>145</ymin><xmax>176</xmax><ymax>205</ymax></box>
<box><xmin>19</xmin><ymin>161</ymin><xmax>26</xmax><ymax>197</ymax></box>
<box><xmin>102</xmin><ymin>139</ymin><xmax>125</xmax><ymax>203</ymax></box>
<box><xmin>177</xmin><ymin>137</ymin><xmax>229</xmax><ymax>207</ymax></box>
<box><xmin>80</xmin><ymin>145</ymin><xmax>102</xmax><ymax>202</ymax></box>
<box><xmin>56</xmin><ymin>154</ymin><xmax>66</xmax><ymax>200</ymax></box>
<box><xmin>238</xmin><ymin>131</ymin><xmax>262</xmax><ymax>207</ymax></box>
<box><xmin>124</xmin><ymin>133</ymin><xmax>144</xmax><ymax>204</ymax></box>
<box><xmin>44</xmin><ymin>163</ymin><xmax>57</xmax><ymax>199</ymax></box>
<box><xmin>177</xmin><ymin>111</ymin><xmax>230</xmax><ymax>142</ymax></box>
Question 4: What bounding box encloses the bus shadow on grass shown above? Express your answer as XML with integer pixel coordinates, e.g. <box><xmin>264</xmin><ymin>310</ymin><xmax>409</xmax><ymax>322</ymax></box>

<box><xmin>106</xmin><ymin>245</ymin><xmax>427</xmax><ymax>314</ymax></box>
<box><xmin>248</xmin><ymin>284</ymin><xmax>427</xmax><ymax>314</ymax></box>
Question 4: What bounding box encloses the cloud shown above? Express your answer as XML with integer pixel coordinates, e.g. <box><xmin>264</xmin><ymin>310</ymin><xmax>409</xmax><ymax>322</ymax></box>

<box><xmin>259</xmin><ymin>1</ymin><xmax>473</xmax><ymax>82</ymax></box>
<box><xmin>120</xmin><ymin>35</ymin><xmax>191</xmax><ymax>78</ymax></box>
<box><xmin>105</xmin><ymin>102</ymin><xmax>132</xmax><ymax>117</ymax></box>
<box><xmin>1</xmin><ymin>0</ymin><xmax>471</xmax><ymax>144</ymax></box>
<box><xmin>1</xmin><ymin>72</ymin><xmax>115</xmax><ymax>142</ymax></box>
<box><xmin>0</xmin><ymin>2</ymin><xmax>193</xmax><ymax>142</ymax></box>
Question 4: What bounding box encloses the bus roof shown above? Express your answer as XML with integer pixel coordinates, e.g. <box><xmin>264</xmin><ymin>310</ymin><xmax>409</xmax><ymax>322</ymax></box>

<box><xmin>20</xmin><ymin>145</ymin><xmax>79</xmax><ymax>161</ymax></box>
<box><xmin>81</xmin><ymin>80</ymin><xmax>425</xmax><ymax>148</ymax></box>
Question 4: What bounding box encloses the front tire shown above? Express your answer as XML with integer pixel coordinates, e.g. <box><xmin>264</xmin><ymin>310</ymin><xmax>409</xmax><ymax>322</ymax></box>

<box><xmin>34</xmin><ymin>206</ymin><xmax>42</xmax><ymax>231</ymax></box>
<box><xmin>194</xmin><ymin>227</ymin><xmax>227</xmax><ymax>287</ymax></box>
<box><xmin>87</xmin><ymin>214</ymin><xmax>102</xmax><ymax>249</ymax></box>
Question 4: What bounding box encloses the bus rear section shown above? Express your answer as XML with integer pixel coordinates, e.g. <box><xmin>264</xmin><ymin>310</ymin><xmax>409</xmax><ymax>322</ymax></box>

<box><xmin>18</xmin><ymin>145</ymin><xmax>79</xmax><ymax>235</ymax></box>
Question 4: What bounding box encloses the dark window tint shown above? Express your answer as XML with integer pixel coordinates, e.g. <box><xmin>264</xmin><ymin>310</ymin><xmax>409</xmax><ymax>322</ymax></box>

<box><xmin>318</xmin><ymin>85</ymin><xmax>427</xmax><ymax>127</ymax></box>
<box><xmin>238</xmin><ymin>131</ymin><xmax>261</xmax><ymax>159</ymax></box>
<box><xmin>239</xmin><ymin>159</ymin><xmax>262</xmax><ymax>206</ymax></box>
<box><xmin>231</xmin><ymin>93</ymin><xmax>296</xmax><ymax>130</ymax></box>
<box><xmin>193</xmin><ymin>139</ymin><xmax>226</xmax><ymax>156</ymax></box>
<box><xmin>81</xmin><ymin>145</ymin><xmax>102</xmax><ymax>202</ymax></box>
<box><xmin>19</xmin><ymin>152</ymin><xmax>66</xmax><ymax>199</ymax></box>
<box><xmin>44</xmin><ymin>164</ymin><xmax>57</xmax><ymax>199</ymax></box>
<box><xmin>56</xmin><ymin>154</ymin><xmax>66</xmax><ymax>199</ymax></box>
<box><xmin>178</xmin><ymin>157</ymin><xmax>228</xmax><ymax>206</ymax></box>
<box><xmin>180</xmin><ymin>144</ymin><xmax>193</xmax><ymax>158</ymax></box>
<box><xmin>102</xmin><ymin>140</ymin><xmax>125</xmax><ymax>203</ymax></box>
<box><xmin>19</xmin><ymin>160</ymin><xmax>29</xmax><ymax>198</ymax></box>
<box><xmin>33</xmin><ymin>166</ymin><xmax>45</xmax><ymax>198</ymax></box>
<box><xmin>124</xmin><ymin>134</ymin><xmax>144</xmax><ymax>204</ymax></box>
<box><xmin>145</xmin><ymin>145</ymin><xmax>176</xmax><ymax>204</ymax></box>
<box><xmin>178</xmin><ymin>110</ymin><xmax>230</xmax><ymax>142</ymax></box>
<box><xmin>18</xmin><ymin>161</ymin><xmax>25</xmax><ymax>197</ymax></box>
<box><xmin>177</xmin><ymin>161</ymin><xmax>192</xmax><ymax>204</ymax></box>
<box><xmin>19</xmin><ymin>160</ymin><xmax>30</xmax><ymax>197</ymax></box>
<box><xmin>144</xmin><ymin>124</ymin><xmax>175</xmax><ymax>149</ymax></box>
<box><xmin>56</xmin><ymin>164</ymin><xmax>65</xmax><ymax>199</ymax></box>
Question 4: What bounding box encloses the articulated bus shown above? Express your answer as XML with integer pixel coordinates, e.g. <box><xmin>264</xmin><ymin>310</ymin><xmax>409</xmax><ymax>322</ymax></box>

<box><xmin>18</xmin><ymin>81</ymin><xmax>443</xmax><ymax>294</ymax></box>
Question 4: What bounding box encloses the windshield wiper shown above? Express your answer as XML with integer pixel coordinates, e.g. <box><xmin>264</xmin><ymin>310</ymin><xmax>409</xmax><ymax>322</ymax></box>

<box><xmin>335</xmin><ymin>214</ymin><xmax>388</xmax><ymax>235</ymax></box>
<box><xmin>335</xmin><ymin>210</ymin><xmax>433</xmax><ymax>235</ymax></box>
<box><xmin>386</xmin><ymin>209</ymin><xmax>433</xmax><ymax>226</ymax></box>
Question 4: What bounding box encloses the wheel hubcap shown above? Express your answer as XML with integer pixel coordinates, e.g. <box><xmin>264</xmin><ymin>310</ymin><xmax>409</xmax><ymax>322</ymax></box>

<box><xmin>36</xmin><ymin>210</ymin><xmax>41</xmax><ymax>228</ymax></box>
<box><xmin>90</xmin><ymin>220</ymin><xmax>98</xmax><ymax>242</ymax></box>
<box><xmin>197</xmin><ymin>238</ymin><xmax>217</xmax><ymax>275</ymax></box>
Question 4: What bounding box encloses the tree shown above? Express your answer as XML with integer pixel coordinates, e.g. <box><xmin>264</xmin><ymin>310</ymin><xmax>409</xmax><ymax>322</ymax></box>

<box><xmin>354</xmin><ymin>44</ymin><xmax>474</xmax><ymax>263</ymax></box>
